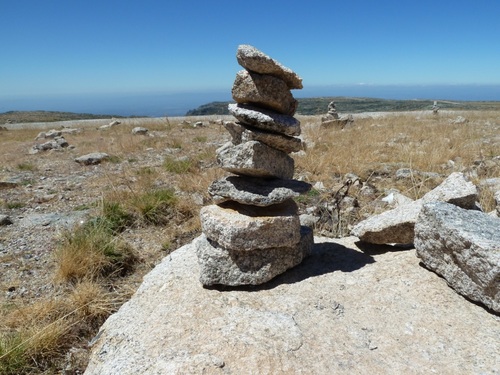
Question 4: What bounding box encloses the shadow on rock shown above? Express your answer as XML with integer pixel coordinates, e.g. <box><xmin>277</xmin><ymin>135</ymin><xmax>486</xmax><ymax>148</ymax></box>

<box><xmin>355</xmin><ymin>240</ymin><xmax>414</xmax><ymax>255</ymax></box>
<box><xmin>208</xmin><ymin>241</ymin><xmax>375</xmax><ymax>292</ymax></box>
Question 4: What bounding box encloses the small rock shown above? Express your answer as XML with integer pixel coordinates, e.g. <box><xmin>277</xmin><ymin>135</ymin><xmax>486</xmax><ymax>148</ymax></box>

<box><xmin>75</xmin><ymin>152</ymin><xmax>110</xmax><ymax>165</ymax></box>
<box><xmin>132</xmin><ymin>127</ymin><xmax>149</xmax><ymax>135</ymax></box>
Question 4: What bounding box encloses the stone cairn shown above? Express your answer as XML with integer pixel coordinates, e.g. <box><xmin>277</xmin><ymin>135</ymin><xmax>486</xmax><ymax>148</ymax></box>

<box><xmin>321</xmin><ymin>100</ymin><xmax>353</xmax><ymax>129</ymax></box>
<box><xmin>195</xmin><ymin>45</ymin><xmax>314</xmax><ymax>286</ymax></box>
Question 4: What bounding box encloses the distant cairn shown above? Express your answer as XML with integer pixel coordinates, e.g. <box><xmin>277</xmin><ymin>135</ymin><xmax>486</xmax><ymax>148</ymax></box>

<box><xmin>321</xmin><ymin>100</ymin><xmax>353</xmax><ymax>129</ymax></box>
<box><xmin>195</xmin><ymin>45</ymin><xmax>313</xmax><ymax>286</ymax></box>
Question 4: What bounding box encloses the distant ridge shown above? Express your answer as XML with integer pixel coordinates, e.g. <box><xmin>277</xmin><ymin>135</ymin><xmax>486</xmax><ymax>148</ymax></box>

<box><xmin>186</xmin><ymin>97</ymin><xmax>500</xmax><ymax>116</ymax></box>
<box><xmin>0</xmin><ymin>110</ymin><xmax>135</xmax><ymax>124</ymax></box>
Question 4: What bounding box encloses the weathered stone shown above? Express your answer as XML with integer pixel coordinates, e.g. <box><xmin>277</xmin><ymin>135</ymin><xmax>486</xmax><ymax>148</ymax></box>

<box><xmin>236</xmin><ymin>44</ymin><xmax>303</xmax><ymax>89</ymax></box>
<box><xmin>132</xmin><ymin>127</ymin><xmax>148</xmax><ymax>135</ymax></box>
<box><xmin>228</xmin><ymin>103</ymin><xmax>301</xmax><ymax>136</ymax></box>
<box><xmin>195</xmin><ymin>226</ymin><xmax>313</xmax><ymax>286</ymax></box>
<box><xmin>75</xmin><ymin>152</ymin><xmax>109</xmax><ymax>165</ymax></box>
<box><xmin>352</xmin><ymin>200</ymin><xmax>422</xmax><ymax>244</ymax></box>
<box><xmin>422</xmin><ymin>172</ymin><xmax>477</xmax><ymax>208</ymax></box>
<box><xmin>232</xmin><ymin>70</ymin><xmax>298</xmax><ymax>116</ymax></box>
<box><xmin>200</xmin><ymin>200</ymin><xmax>301</xmax><ymax>251</ymax></box>
<box><xmin>415</xmin><ymin>202</ymin><xmax>500</xmax><ymax>313</ymax></box>
<box><xmin>208</xmin><ymin>175</ymin><xmax>311</xmax><ymax>207</ymax></box>
<box><xmin>351</xmin><ymin>172</ymin><xmax>479</xmax><ymax>244</ymax></box>
<box><xmin>320</xmin><ymin>117</ymin><xmax>351</xmax><ymax>130</ymax></box>
<box><xmin>224</xmin><ymin>121</ymin><xmax>303</xmax><ymax>153</ymax></box>
<box><xmin>216</xmin><ymin>141</ymin><xmax>294</xmax><ymax>179</ymax></box>
<box><xmin>85</xmin><ymin>236</ymin><xmax>500</xmax><ymax>375</ymax></box>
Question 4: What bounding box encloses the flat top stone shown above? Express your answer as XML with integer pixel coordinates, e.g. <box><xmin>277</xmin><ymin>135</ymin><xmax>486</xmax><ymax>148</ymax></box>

<box><xmin>236</xmin><ymin>44</ymin><xmax>303</xmax><ymax>90</ymax></box>
<box><xmin>208</xmin><ymin>175</ymin><xmax>311</xmax><ymax>206</ymax></box>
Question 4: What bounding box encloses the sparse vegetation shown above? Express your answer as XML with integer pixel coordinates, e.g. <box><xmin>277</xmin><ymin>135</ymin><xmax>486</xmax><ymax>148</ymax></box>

<box><xmin>0</xmin><ymin>109</ymin><xmax>499</xmax><ymax>373</ymax></box>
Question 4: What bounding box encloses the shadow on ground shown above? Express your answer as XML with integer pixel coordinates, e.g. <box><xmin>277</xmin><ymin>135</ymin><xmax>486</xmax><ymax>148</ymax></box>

<box><xmin>208</xmin><ymin>240</ymin><xmax>376</xmax><ymax>292</ymax></box>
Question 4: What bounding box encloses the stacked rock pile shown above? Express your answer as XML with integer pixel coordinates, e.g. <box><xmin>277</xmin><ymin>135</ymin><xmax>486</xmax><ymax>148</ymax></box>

<box><xmin>321</xmin><ymin>100</ymin><xmax>353</xmax><ymax>129</ymax></box>
<box><xmin>195</xmin><ymin>45</ymin><xmax>314</xmax><ymax>286</ymax></box>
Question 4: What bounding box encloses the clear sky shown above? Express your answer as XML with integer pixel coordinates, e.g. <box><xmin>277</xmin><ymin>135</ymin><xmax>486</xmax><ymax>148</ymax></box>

<box><xmin>1</xmin><ymin>0</ymin><xmax>499</xmax><ymax>115</ymax></box>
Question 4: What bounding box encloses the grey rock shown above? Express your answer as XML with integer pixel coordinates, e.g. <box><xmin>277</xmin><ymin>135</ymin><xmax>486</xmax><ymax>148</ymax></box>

<box><xmin>75</xmin><ymin>152</ymin><xmax>110</xmax><ymax>165</ymax></box>
<box><xmin>85</xmin><ymin>236</ymin><xmax>500</xmax><ymax>375</ymax></box>
<box><xmin>422</xmin><ymin>172</ymin><xmax>477</xmax><ymax>208</ymax></box>
<box><xmin>224</xmin><ymin>121</ymin><xmax>303</xmax><ymax>153</ymax></box>
<box><xmin>195</xmin><ymin>226</ymin><xmax>313</xmax><ymax>286</ymax></box>
<box><xmin>236</xmin><ymin>44</ymin><xmax>303</xmax><ymax>89</ymax></box>
<box><xmin>200</xmin><ymin>200</ymin><xmax>301</xmax><ymax>251</ymax></box>
<box><xmin>18</xmin><ymin>211</ymin><xmax>87</xmax><ymax>229</ymax></box>
<box><xmin>217</xmin><ymin>141</ymin><xmax>294</xmax><ymax>180</ymax></box>
<box><xmin>415</xmin><ymin>202</ymin><xmax>500</xmax><ymax>312</ymax></box>
<box><xmin>131</xmin><ymin>127</ymin><xmax>148</xmax><ymax>135</ymax></box>
<box><xmin>33</xmin><ymin>136</ymin><xmax>69</xmax><ymax>152</ymax></box>
<box><xmin>299</xmin><ymin>213</ymin><xmax>320</xmax><ymax>228</ymax></box>
<box><xmin>228</xmin><ymin>103</ymin><xmax>301</xmax><ymax>136</ymax></box>
<box><xmin>320</xmin><ymin>116</ymin><xmax>353</xmax><ymax>130</ymax></box>
<box><xmin>232</xmin><ymin>70</ymin><xmax>298</xmax><ymax>116</ymax></box>
<box><xmin>35</xmin><ymin>129</ymin><xmax>62</xmax><ymax>140</ymax></box>
<box><xmin>0</xmin><ymin>214</ymin><xmax>13</xmax><ymax>226</ymax></box>
<box><xmin>352</xmin><ymin>172</ymin><xmax>478</xmax><ymax>244</ymax></box>
<box><xmin>208</xmin><ymin>175</ymin><xmax>311</xmax><ymax>207</ymax></box>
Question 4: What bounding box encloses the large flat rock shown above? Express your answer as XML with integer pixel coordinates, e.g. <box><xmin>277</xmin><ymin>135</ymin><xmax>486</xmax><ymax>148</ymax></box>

<box><xmin>415</xmin><ymin>202</ymin><xmax>500</xmax><ymax>312</ymax></box>
<box><xmin>85</xmin><ymin>236</ymin><xmax>499</xmax><ymax>374</ymax></box>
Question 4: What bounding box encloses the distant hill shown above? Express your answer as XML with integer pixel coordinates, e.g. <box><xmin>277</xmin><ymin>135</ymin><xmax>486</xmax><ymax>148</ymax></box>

<box><xmin>186</xmin><ymin>97</ymin><xmax>500</xmax><ymax>116</ymax></box>
<box><xmin>0</xmin><ymin>110</ymin><xmax>131</xmax><ymax>124</ymax></box>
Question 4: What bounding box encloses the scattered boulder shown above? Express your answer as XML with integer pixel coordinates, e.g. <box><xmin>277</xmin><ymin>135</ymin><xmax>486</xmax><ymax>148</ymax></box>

<box><xmin>30</xmin><ymin>136</ymin><xmax>69</xmax><ymax>153</ymax></box>
<box><xmin>415</xmin><ymin>202</ymin><xmax>500</xmax><ymax>313</ymax></box>
<box><xmin>351</xmin><ymin>172</ymin><xmax>478</xmax><ymax>244</ymax></box>
<box><xmin>451</xmin><ymin>116</ymin><xmax>468</xmax><ymax>124</ymax></box>
<box><xmin>132</xmin><ymin>127</ymin><xmax>149</xmax><ymax>135</ymax></box>
<box><xmin>35</xmin><ymin>129</ymin><xmax>62</xmax><ymax>140</ymax></box>
<box><xmin>74</xmin><ymin>152</ymin><xmax>110</xmax><ymax>165</ymax></box>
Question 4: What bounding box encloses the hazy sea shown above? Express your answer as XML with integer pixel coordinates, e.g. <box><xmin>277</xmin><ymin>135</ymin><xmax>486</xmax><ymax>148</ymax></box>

<box><xmin>2</xmin><ymin>84</ymin><xmax>499</xmax><ymax>117</ymax></box>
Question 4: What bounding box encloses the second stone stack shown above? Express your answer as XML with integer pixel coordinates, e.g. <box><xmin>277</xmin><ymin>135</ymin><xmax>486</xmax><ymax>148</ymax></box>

<box><xmin>195</xmin><ymin>44</ymin><xmax>314</xmax><ymax>286</ymax></box>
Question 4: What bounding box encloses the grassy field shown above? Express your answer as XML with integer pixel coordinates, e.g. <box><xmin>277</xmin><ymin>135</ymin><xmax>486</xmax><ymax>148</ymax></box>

<box><xmin>0</xmin><ymin>109</ymin><xmax>499</xmax><ymax>373</ymax></box>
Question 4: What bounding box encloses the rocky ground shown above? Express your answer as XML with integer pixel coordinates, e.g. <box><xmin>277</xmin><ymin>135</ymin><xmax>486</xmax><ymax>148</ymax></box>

<box><xmin>1</xmin><ymin>111</ymin><xmax>499</xmax><ymax>373</ymax></box>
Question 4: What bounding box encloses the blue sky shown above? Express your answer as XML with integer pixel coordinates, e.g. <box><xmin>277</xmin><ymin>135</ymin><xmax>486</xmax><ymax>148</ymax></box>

<box><xmin>1</xmin><ymin>0</ymin><xmax>499</xmax><ymax>115</ymax></box>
